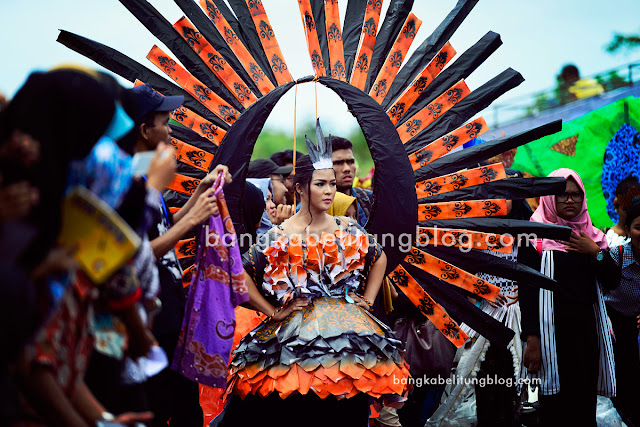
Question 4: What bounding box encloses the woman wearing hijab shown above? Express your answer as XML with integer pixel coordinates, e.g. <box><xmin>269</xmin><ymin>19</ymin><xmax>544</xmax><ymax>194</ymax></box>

<box><xmin>327</xmin><ymin>191</ymin><xmax>358</xmax><ymax>221</ymax></box>
<box><xmin>519</xmin><ymin>169</ymin><xmax>620</xmax><ymax>426</ymax></box>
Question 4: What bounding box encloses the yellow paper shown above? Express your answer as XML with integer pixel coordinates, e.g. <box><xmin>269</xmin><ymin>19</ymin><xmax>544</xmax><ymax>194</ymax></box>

<box><xmin>59</xmin><ymin>186</ymin><xmax>141</xmax><ymax>284</ymax></box>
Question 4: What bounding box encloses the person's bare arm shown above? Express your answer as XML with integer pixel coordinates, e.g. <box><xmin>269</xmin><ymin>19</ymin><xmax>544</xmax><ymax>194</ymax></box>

<box><xmin>173</xmin><ymin>165</ymin><xmax>231</xmax><ymax>224</ymax></box>
<box><xmin>150</xmin><ymin>188</ymin><xmax>218</xmax><ymax>259</ymax></box>
<box><xmin>242</xmin><ymin>269</ymin><xmax>308</xmax><ymax>320</ymax></box>
<box><xmin>22</xmin><ymin>365</ymin><xmax>91</xmax><ymax>427</ymax></box>
<box><xmin>363</xmin><ymin>251</ymin><xmax>387</xmax><ymax>306</ymax></box>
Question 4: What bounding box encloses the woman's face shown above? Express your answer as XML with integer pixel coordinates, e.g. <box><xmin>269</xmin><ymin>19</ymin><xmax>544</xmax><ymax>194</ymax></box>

<box><xmin>306</xmin><ymin>169</ymin><xmax>336</xmax><ymax>212</ymax></box>
<box><xmin>627</xmin><ymin>216</ymin><xmax>640</xmax><ymax>253</ymax></box>
<box><xmin>346</xmin><ymin>203</ymin><xmax>358</xmax><ymax>221</ymax></box>
<box><xmin>555</xmin><ymin>178</ymin><xmax>583</xmax><ymax>220</ymax></box>
<box><xmin>266</xmin><ymin>189</ymin><xmax>276</xmax><ymax>223</ymax></box>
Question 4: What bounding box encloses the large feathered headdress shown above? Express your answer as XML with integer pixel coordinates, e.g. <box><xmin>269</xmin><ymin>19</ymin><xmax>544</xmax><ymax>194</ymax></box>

<box><xmin>58</xmin><ymin>0</ymin><xmax>571</xmax><ymax>348</ymax></box>
<box><xmin>304</xmin><ymin>119</ymin><xmax>333</xmax><ymax>170</ymax></box>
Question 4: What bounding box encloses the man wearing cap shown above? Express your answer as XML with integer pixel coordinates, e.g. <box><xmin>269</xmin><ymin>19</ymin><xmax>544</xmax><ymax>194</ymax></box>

<box><xmin>270</xmin><ymin>149</ymin><xmax>303</xmax><ymax>204</ymax></box>
<box><xmin>248</xmin><ymin>158</ymin><xmax>294</xmax><ymax>225</ymax></box>
<box><xmin>123</xmin><ymin>84</ymin><xmax>231</xmax><ymax>427</ymax></box>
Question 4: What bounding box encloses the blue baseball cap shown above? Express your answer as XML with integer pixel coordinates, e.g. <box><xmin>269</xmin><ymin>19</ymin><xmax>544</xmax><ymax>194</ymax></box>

<box><xmin>124</xmin><ymin>84</ymin><xmax>184</xmax><ymax>121</ymax></box>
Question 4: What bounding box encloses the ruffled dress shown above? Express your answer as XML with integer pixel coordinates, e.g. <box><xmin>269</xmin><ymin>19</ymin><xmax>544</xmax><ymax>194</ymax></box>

<box><xmin>227</xmin><ymin>218</ymin><xmax>410</xmax><ymax>403</ymax></box>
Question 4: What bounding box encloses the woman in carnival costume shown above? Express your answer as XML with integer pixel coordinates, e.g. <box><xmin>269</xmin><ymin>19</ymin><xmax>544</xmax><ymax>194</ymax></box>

<box><xmin>220</xmin><ymin>121</ymin><xmax>410</xmax><ymax>427</ymax></box>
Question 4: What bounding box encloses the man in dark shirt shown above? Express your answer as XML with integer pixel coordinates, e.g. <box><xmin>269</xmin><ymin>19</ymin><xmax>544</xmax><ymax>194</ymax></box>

<box><xmin>124</xmin><ymin>84</ymin><xmax>230</xmax><ymax>426</ymax></box>
<box><xmin>330</xmin><ymin>136</ymin><xmax>373</xmax><ymax>227</ymax></box>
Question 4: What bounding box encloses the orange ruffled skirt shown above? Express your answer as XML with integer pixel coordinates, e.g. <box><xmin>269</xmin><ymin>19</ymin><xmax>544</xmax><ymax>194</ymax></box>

<box><xmin>226</xmin><ymin>297</ymin><xmax>411</xmax><ymax>402</ymax></box>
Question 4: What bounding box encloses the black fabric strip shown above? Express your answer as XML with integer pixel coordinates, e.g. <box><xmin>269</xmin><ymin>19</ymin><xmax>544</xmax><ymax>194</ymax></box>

<box><xmin>173</xmin><ymin>0</ymin><xmax>262</xmax><ymax>97</ymax></box>
<box><xmin>365</xmin><ymin>0</ymin><xmax>415</xmax><ymax>93</ymax></box>
<box><xmin>424</xmin><ymin>245</ymin><xmax>557</xmax><ymax>291</ymax></box>
<box><xmin>119</xmin><ymin>0</ymin><xmax>244</xmax><ymax>112</ymax></box>
<box><xmin>419</xmin><ymin>218</ymin><xmax>572</xmax><ymax>242</ymax></box>
<box><xmin>215</xmin><ymin>0</ymin><xmax>278</xmax><ymax>85</ymax></box>
<box><xmin>383</xmin><ymin>0</ymin><xmax>478</xmax><ymax>108</ymax></box>
<box><xmin>420</xmin><ymin>177</ymin><xmax>566</xmax><ymax>203</ymax></box>
<box><xmin>342</xmin><ymin>0</ymin><xmax>367</xmax><ymax>81</ymax></box>
<box><xmin>395</xmin><ymin>31</ymin><xmax>502</xmax><ymax>119</ymax></box>
<box><xmin>404</xmin><ymin>263</ymin><xmax>515</xmax><ymax>347</ymax></box>
<box><xmin>414</xmin><ymin>119</ymin><xmax>561</xmax><ymax>180</ymax></box>
<box><xmin>56</xmin><ymin>30</ymin><xmax>228</xmax><ymax>129</ymax></box>
<box><xmin>405</xmin><ymin>68</ymin><xmax>524</xmax><ymax>155</ymax></box>
<box><xmin>310</xmin><ymin>0</ymin><xmax>331</xmax><ymax>77</ymax></box>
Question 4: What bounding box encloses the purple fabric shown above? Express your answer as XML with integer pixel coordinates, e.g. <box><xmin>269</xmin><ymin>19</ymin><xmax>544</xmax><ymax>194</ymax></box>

<box><xmin>172</xmin><ymin>184</ymin><xmax>249</xmax><ymax>388</ymax></box>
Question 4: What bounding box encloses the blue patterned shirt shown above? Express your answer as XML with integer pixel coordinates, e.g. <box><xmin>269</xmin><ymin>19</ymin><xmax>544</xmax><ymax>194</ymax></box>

<box><xmin>605</xmin><ymin>243</ymin><xmax>640</xmax><ymax>316</ymax></box>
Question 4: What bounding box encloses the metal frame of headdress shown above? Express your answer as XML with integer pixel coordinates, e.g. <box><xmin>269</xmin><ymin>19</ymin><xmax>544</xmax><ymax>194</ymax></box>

<box><xmin>57</xmin><ymin>0</ymin><xmax>572</xmax><ymax>346</ymax></box>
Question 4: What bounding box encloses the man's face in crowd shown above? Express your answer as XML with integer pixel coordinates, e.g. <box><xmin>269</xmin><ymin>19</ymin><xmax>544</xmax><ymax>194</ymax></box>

<box><xmin>332</xmin><ymin>148</ymin><xmax>356</xmax><ymax>192</ymax></box>
<box><xmin>270</xmin><ymin>173</ymin><xmax>288</xmax><ymax>205</ymax></box>
<box><xmin>141</xmin><ymin>111</ymin><xmax>172</xmax><ymax>150</ymax></box>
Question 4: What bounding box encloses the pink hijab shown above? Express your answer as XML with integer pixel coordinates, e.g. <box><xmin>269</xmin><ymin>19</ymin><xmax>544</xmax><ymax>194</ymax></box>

<box><xmin>530</xmin><ymin>168</ymin><xmax>608</xmax><ymax>252</ymax></box>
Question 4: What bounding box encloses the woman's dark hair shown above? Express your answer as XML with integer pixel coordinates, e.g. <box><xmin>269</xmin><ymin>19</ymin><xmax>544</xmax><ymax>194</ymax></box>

<box><xmin>624</xmin><ymin>201</ymin><xmax>640</xmax><ymax>229</ymax></box>
<box><xmin>292</xmin><ymin>154</ymin><xmax>335</xmax><ymax>230</ymax></box>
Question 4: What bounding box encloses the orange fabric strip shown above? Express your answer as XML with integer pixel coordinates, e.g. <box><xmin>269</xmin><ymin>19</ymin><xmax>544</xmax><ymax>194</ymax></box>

<box><xmin>418</xmin><ymin>199</ymin><xmax>507</xmax><ymax>221</ymax></box>
<box><xmin>147</xmin><ymin>45</ymin><xmax>239</xmax><ymax>125</ymax></box>
<box><xmin>349</xmin><ymin>0</ymin><xmax>382</xmax><ymax>90</ymax></box>
<box><xmin>174</xmin><ymin>17</ymin><xmax>258</xmax><ymax>108</ymax></box>
<box><xmin>387</xmin><ymin>42</ymin><xmax>456</xmax><ymax>124</ymax></box>
<box><xmin>398</xmin><ymin>80</ymin><xmax>470</xmax><ymax>144</ymax></box>
<box><xmin>246</xmin><ymin>0</ymin><xmax>292</xmax><ymax>85</ymax></box>
<box><xmin>133</xmin><ymin>79</ymin><xmax>225</xmax><ymax>146</ymax></box>
<box><xmin>408</xmin><ymin>117</ymin><xmax>488</xmax><ymax>171</ymax></box>
<box><xmin>369</xmin><ymin>13</ymin><xmax>422</xmax><ymax>104</ymax></box>
<box><xmin>169</xmin><ymin>207</ymin><xmax>180</xmax><ymax>214</ymax></box>
<box><xmin>297</xmin><ymin>0</ymin><xmax>326</xmax><ymax>77</ymax></box>
<box><xmin>199</xmin><ymin>0</ymin><xmax>275</xmax><ymax>94</ymax></box>
<box><xmin>324</xmin><ymin>0</ymin><xmax>346</xmax><ymax>81</ymax></box>
<box><xmin>175</xmin><ymin>238</ymin><xmax>197</xmax><ymax>259</ymax></box>
<box><xmin>166</xmin><ymin>173</ymin><xmax>201</xmax><ymax>196</ymax></box>
<box><xmin>388</xmin><ymin>265</ymin><xmax>468</xmax><ymax>347</ymax></box>
<box><xmin>170</xmin><ymin>137</ymin><xmax>214</xmax><ymax>172</ymax></box>
<box><xmin>415</xmin><ymin>163</ymin><xmax>506</xmax><ymax>199</ymax></box>
<box><xmin>404</xmin><ymin>247</ymin><xmax>500</xmax><ymax>301</ymax></box>
<box><xmin>182</xmin><ymin>264</ymin><xmax>196</xmax><ymax>288</ymax></box>
<box><xmin>416</xmin><ymin>227</ymin><xmax>514</xmax><ymax>254</ymax></box>
<box><xmin>170</xmin><ymin>105</ymin><xmax>225</xmax><ymax>146</ymax></box>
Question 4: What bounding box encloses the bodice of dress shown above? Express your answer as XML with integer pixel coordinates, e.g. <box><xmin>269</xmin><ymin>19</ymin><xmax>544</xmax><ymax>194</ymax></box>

<box><xmin>242</xmin><ymin>218</ymin><xmax>381</xmax><ymax>304</ymax></box>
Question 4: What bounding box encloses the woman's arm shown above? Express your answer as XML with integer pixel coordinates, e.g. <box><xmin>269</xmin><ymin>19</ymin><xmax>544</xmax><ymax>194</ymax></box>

<box><xmin>242</xmin><ymin>269</ymin><xmax>308</xmax><ymax>320</ymax></box>
<box><xmin>363</xmin><ymin>251</ymin><xmax>387</xmax><ymax>305</ymax></box>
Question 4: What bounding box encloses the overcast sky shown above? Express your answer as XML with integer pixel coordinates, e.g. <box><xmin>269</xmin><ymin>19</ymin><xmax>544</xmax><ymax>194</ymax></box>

<box><xmin>1</xmin><ymin>0</ymin><xmax>639</xmax><ymax>135</ymax></box>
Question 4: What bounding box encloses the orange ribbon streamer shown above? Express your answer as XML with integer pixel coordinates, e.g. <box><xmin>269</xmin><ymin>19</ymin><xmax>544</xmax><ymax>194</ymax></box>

<box><xmin>397</xmin><ymin>79</ymin><xmax>471</xmax><ymax>144</ymax></box>
<box><xmin>349</xmin><ymin>0</ymin><xmax>382</xmax><ymax>90</ymax></box>
<box><xmin>415</xmin><ymin>163</ymin><xmax>506</xmax><ymax>199</ymax></box>
<box><xmin>408</xmin><ymin>117</ymin><xmax>488</xmax><ymax>171</ymax></box>
<box><xmin>388</xmin><ymin>264</ymin><xmax>468</xmax><ymax>347</ymax></box>
<box><xmin>369</xmin><ymin>13</ymin><xmax>422</xmax><ymax>104</ymax></box>
<box><xmin>175</xmin><ymin>238</ymin><xmax>197</xmax><ymax>260</ymax></box>
<box><xmin>199</xmin><ymin>0</ymin><xmax>275</xmax><ymax>94</ymax></box>
<box><xmin>324</xmin><ymin>0</ymin><xmax>346</xmax><ymax>81</ymax></box>
<box><xmin>387</xmin><ymin>42</ymin><xmax>456</xmax><ymax>123</ymax></box>
<box><xmin>418</xmin><ymin>199</ymin><xmax>507</xmax><ymax>221</ymax></box>
<box><xmin>174</xmin><ymin>17</ymin><xmax>258</xmax><ymax>108</ymax></box>
<box><xmin>166</xmin><ymin>173</ymin><xmax>201</xmax><ymax>196</ymax></box>
<box><xmin>170</xmin><ymin>137</ymin><xmax>215</xmax><ymax>172</ymax></box>
<box><xmin>147</xmin><ymin>45</ymin><xmax>239</xmax><ymax>125</ymax></box>
<box><xmin>403</xmin><ymin>247</ymin><xmax>500</xmax><ymax>302</ymax></box>
<box><xmin>182</xmin><ymin>264</ymin><xmax>196</xmax><ymax>288</ymax></box>
<box><xmin>416</xmin><ymin>227</ymin><xmax>514</xmax><ymax>254</ymax></box>
<box><xmin>246</xmin><ymin>0</ymin><xmax>292</xmax><ymax>85</ymax></box>
<box><xmin>297</xmin><ymin>0</ymin><xmax>326</xmax><ymax>77</ymax></box>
